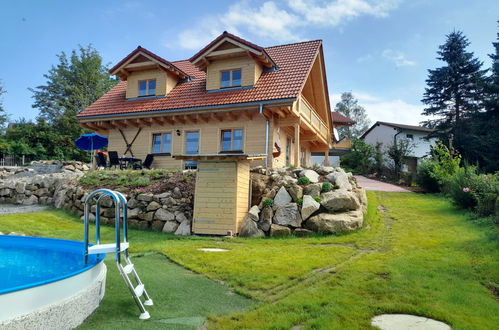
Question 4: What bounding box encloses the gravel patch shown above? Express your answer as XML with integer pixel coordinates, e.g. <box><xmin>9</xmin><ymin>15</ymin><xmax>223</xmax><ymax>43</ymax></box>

<box><xmin>0</xmin><ymin>204</ymin><xmax>49</xmax><ymax>215</ymax></box>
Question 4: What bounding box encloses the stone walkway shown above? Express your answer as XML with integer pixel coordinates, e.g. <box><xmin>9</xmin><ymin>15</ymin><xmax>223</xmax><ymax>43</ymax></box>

<box><xmin>354</xmin><ymin>176</ymin><xmax>412</xmax><ymax>193</ymax></box>
<box><xmin>0</xmin><ymin>204</ymin><xmax>48</xmax><ymax>215</ymax></box>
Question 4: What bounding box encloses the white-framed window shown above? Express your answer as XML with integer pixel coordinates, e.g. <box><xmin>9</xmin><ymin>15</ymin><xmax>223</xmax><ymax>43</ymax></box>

<box><xmin>220</xmin><ymin>69</ymin><xmax>242</xmax><ymax>88</ymax></box>
<box><xmin>152</xmin><ymin>132</ymin><xmax>172</xmax><ymax>154</ymax></box>
<box><xmin>138</xmin><ymin>79</ymin><xmax>156</xmax><ymax>97</ymax></box>
<box><xmin>406</xmin><ymin>134</ymin><xmax>414</xmax><ymax>139</ymax></box>
<box><xmin>220</xmin><ymin>129</ymin><xmax>244</xmax><ymax>152</ymax></box>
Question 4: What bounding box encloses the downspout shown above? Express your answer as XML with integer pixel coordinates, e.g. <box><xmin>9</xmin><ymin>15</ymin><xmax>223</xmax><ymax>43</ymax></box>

<box><xmin>260</xmin><ymin>103</ymin><xmax>269</xmax><ymax>168</ymax></box>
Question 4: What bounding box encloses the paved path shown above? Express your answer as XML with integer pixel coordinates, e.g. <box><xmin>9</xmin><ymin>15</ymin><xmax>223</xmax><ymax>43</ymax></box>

<box><xmin>354</xmin><ymin>175</ymin><xmax>412</xmax><ymax>193</ymax></box>
<box><xmin>0</xmin><ymin>204</ymin><xmax>49</xmax><ymax>215</ymax></box>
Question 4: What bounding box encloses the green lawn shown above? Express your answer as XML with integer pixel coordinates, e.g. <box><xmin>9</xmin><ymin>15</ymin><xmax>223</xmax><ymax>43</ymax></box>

<box><xmin>0</xmin><ymin>192</ymin><xmax>497</xmax><ymax>329</ymax></box>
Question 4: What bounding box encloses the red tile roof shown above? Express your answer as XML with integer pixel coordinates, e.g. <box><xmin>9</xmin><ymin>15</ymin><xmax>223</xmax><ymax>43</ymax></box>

<box><xmin>78</xmin><ymin>40</ymin><xmax>322</xmax><ymax>118</ymax></box>
<box><xmin>331</xmin><ymin>112</ymin><xmax>355</xmax><ymax>125</ymax></box>
<box><xmin>109</xmin><ymin>46</ymin><xmax>189</xmax><ymax>78</ymax></box>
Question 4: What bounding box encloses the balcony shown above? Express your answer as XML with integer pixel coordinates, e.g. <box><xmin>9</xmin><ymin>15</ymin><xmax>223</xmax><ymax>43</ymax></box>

<box><xmin>299</xmin><ymin>96</ymin><xmax>330</xmax><ymax>142</ymax></box>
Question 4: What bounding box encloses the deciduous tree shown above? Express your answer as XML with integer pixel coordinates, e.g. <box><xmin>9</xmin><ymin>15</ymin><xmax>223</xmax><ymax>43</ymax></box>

<box><xmin>334</xmin><ymin>92</ymin><xmax>370</xmax><ymax>139</ymax></box>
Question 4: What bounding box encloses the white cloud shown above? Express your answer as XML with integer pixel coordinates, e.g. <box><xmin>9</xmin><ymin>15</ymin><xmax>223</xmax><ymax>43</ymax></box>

<box><xmin>288</xmin><ymin>0</ymin><xmax>401</xmax><ymax>26</ymax></box>
<box><xmin>382</xmin><ymin>49</ymin><xmax>416</xmax><ymax>67</ymax></box>
<box><xmin>171</xmin><ymin>1</ymin><xmax>300</xmax><ymax>50</ymax></box>
<box><xmin>330</xmin><ymin>91</ymin><xmax>426</xmax><ymax>125</ymax></box>
<box><xmin>171</xmin><ymin>0</ymin><xmax>402</xmax><ymax>49</ymax></box>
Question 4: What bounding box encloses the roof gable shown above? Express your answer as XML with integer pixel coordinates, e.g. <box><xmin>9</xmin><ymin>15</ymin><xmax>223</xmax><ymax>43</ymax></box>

<box><xmin>361</xmin><ymin>121</ymin><xmax>434</xmax><ymax>139</ymax></box>
<box><xmin>109</xmin><ymin>46</ymin><xmax>190</xmax><ymax>80</ymax></box>
<box><xmin>189</xmin><ymin>31</ymin><xmax>276</xmax><ymax>71</ymax></box>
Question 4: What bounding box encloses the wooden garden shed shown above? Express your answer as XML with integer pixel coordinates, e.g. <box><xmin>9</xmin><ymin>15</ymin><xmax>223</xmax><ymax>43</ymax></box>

<box><xmin>174</xmin><ymin>154</ymin><xmax>265</xmax><ymax>235</ymax></box>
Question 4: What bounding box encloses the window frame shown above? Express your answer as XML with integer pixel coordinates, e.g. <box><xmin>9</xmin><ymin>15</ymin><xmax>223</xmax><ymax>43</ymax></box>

<box><xmin>138</xmin><ymin>79</ymin><xmax>157</xmax><ymax>97</ymax></box>
<box><xmin>220</xmin><ymin>69</ymin><xmax>242</xmax><ymax>89</ymax></box>
<box><xmin>220</xmin><ymin>128</ymin><xmax>244</xmax><ymax>153</ymax></box>
<box><xmin>151</xmin><ymin>132</ymin><xmax>172</xmax><ymax>155</ymax></box>
<box><xmin>184</xmin><ymin>130</ymin><xmax>200</xmax><ymax>170</ymax></box>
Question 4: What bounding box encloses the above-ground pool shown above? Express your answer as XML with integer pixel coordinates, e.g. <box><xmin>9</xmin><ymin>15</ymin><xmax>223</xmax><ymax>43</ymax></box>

<box><xmin>0</xmin><ymin>235</ymin><xmax>107</xmax><ymax>329</ymax></box>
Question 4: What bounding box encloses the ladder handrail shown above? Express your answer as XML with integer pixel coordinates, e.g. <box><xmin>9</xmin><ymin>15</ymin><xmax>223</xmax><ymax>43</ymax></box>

<box><xmin>84</xmin><ymin>189</ymin><xmax>125</xmax><ymax>264</ymax></box>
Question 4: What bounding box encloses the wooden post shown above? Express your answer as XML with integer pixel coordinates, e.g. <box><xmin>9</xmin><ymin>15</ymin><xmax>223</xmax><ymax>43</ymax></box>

<box><xmin>324</xmin><ymin>150</ymin><xmax>329</xmax><ymax>166</ymax></box>
<box><xmin>294</xmin><ymin>123</ymin><xmax>301</xmax><ymax>168</ymax></box>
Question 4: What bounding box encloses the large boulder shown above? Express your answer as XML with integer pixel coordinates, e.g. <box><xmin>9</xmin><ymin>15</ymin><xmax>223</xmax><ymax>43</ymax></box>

<box><xmin>258</xmin><ymin>207</ymin><xmax>273</xmax><ymax>232</ymax></box>
<box><xmin>239</xmin><ymin>217</ymin><xmax>265</xmax><ymax>238</ymax></box>
<box><xmin>305</xmin><ymin>210</ymin><xmax>364</xmax><ymax>234</ymax></box>
<box><xmin>303</xmin><ymin>183</ymin><xmax>322</xmax><ymax>197</ymax></box>
<box><xmin>301</xmin><ymin>195</ymin><xmax>320</xmax><ymax>220</ymax></box>
<box><xmin>274</xmin><ymin>186</ymin><xmax>292</xmax><ymax>207</ymax></box>
<box><xmin>154</xmin><ymin>208</ymin><xmax>175</xmax><ymax>221</ymax></box>
<box><xmin>270</xmin><ymin>224</ymin><xmax>292</xmax><ymax>237</ymax></box>
<box><xmin>162</xmin><ymin>220</ymin><xmax>179</xmax><ymax>233</ymax></box>
<box><xmin>315</xmin><ymin>166</ymin><xmax>335</xmax><ymax>176</ymax></box>
<box><xmin>321</xmin><ymin>189</ymin><xmax>360</xmax><ymax>212</ymax></box>
<box><xmin>273</xmin><ymin>203</ymin><xmax>302</xmax><ymax>228</ymax></box>
<box><xmin>22</xmin><ymin>195</ymin><xmax>38</xmax><ymax>205</ymax></box>
<box><xmin>354</xmin><ymin>188</ymin><xmax>368</xmax><ymax>213</ymax></box>
<box><xmin>146</xmin><ymin>201</ymin><xmax>161</xmax><ymax>211</ymax></box>
<box><xmin>247</xmin><ymin>205</ymin><xmax>260</xmax><ymax>222</ymax></box>
<box><xmin>287</xmin><ymin>184</ymin><xmax>303</xmax><ymax>202</ymax></box>
<box><xmin>174</xmin><ymin>219</ymin><xmax>191</xmax><ymax>236</ymax></box>
<box><xmin>326</xmin><ymin>171</ymin><xmax>353</xmax><ymax>191</ymax></box>
<box><xmin>299</xmin><ymin>169</ymin><xmax>319</xmax><ymax>183</ymax></box>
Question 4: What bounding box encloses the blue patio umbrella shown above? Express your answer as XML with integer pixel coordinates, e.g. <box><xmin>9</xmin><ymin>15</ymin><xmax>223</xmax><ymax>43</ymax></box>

<box><xmin>75</xmin><ymin>133</ymin><xmax>108</xmax><ymax>151</ymax></box>
<box><xmin>75</xmin><ymin>133</ymin><xmax>108</xmax><ymax>166</ymax></box>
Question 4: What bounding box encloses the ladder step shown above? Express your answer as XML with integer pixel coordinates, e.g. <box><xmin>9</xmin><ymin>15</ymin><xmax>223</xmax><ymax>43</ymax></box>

<box><xmin>134</xmin><ymin>284</ymin><xmax>145</xmax><ymax>297</ymax></box>
<box><xmin>88</xmin><ymin>242</ymin><xmax>129</xmax><ymax>255</ymax></box>
<box><xmin>123</xmin><ymin>264</ymin><xmax>134</xmax><ymax>274</ymax></box>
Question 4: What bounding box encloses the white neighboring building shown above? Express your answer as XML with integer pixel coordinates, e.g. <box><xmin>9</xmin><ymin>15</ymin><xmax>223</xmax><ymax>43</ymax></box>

<box><xmin>361</xmin><ymin>121</ymin><xmax>437</xmax><ymax>172</ymax></box>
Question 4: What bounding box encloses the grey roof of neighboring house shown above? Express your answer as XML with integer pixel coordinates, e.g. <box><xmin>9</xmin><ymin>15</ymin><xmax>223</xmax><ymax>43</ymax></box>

<box><xmin>361</xmin><ymin>121</ymin><xmax>434</xmax><ymax>139</ymax></box>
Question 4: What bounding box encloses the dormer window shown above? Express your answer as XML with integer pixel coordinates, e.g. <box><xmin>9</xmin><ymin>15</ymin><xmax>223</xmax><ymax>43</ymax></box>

<box><xmin>138</xmin><ymin>79</ymin><xmax>156</xmax><ymax>96</ymax></box>
<box><xmin>220</xmin><ymin>69</ymin><xmax>241</xmax><ymax>88</ymax></box>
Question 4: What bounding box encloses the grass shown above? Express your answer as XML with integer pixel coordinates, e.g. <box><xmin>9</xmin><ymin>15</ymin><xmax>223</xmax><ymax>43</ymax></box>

<box><xmin>0</xmin><ymin>192</ymin><xmax>498</xmax><ymax>329</ymax></box>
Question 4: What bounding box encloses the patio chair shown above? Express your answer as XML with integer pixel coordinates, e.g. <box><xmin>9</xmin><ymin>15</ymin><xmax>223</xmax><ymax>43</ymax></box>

<box><xmin>108</xmin><ymin>151</ymin><xmax>123</xmax><ymax>169</ymax></box>
<box><xmin>133</xmin><ymin>154</ymin><xmax>154</xmax><ymax>170</ymax></box>
<box><xmin>95</xmin><ymin>152</ymin><xmax>108</xmax><ymax>168</ymax></box>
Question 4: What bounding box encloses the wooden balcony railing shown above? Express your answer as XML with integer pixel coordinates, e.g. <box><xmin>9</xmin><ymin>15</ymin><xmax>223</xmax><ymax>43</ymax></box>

<box><xmin>299</xmin><ymin>97</ymin><xmax>330</xmax><ymax>142</ymax></box>
<box><xmin>332</xmin><ymin>138</ymin><xmax>352</xmax><ymax>150</ymax></box>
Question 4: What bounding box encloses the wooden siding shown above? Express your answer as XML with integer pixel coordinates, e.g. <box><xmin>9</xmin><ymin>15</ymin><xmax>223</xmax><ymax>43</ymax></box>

<box><xmin>206</xmin><ymin>55</ymin><xmax>259</xmax><ymax>90</ymax></box>
<box><xmin>192</xmin><ymin>161</ymin><xmax>237</xmax><ymax>235</ymax></box>
<box><xmin>192</xmin><ymin>160</ymin><xmax>250</xmax><ymax>235</ymax></box>
<box><xmin>126</xmin><ymin>68</ymin><xmax>168</xmax><ymax>98</ymax></box>
<box><xmin>235</xmin><ymin>160</ymin><xmax>250</xmax><ymax>233</ymax></box>
<box><xmin>106</xmin><ymin>114</ymin><xmax>267</xmax><ymax>169</ymax></box>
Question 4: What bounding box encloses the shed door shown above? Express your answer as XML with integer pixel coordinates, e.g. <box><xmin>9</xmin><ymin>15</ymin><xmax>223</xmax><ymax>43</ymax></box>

<box><xmin>192</xmin><ymin>161</ymin><xmax>237</xmax><ymax>235</ymax></box>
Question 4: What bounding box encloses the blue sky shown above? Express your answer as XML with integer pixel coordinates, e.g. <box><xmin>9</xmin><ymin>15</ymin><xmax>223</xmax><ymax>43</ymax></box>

<box><xmin>0</xmin><ymin>0</ymin><xmax>497</xmax><ymax>125</ymax></box>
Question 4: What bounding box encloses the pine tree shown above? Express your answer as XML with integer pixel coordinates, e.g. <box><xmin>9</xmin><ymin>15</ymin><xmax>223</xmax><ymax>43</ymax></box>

<box><xmin>334</xmin><ymin>92</ymin><xmax>370</xmax><ymax>139</ymax></box>
<box><xmin>465</xmin><ymin>23</ymin><xmax>499</xmax><ymax>172</ymax></box>
<box><xmin>421</xmin><ymin>31</ymin><xmax>487</xmax><ymax>152</ymax></box>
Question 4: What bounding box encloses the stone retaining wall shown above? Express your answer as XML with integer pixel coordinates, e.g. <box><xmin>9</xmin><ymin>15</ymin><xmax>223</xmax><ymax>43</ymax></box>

<box><xmin>241</xmin><ymin>166</ymin><xmax>368</xmax><ymax>237</ymax></box>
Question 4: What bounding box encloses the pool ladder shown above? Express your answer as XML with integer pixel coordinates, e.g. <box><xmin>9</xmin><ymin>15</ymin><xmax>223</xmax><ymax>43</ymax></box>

<box><xmin>83</xmin><ymin>189</ymin><xmax>153</xmax><ymax>320</ymax></box>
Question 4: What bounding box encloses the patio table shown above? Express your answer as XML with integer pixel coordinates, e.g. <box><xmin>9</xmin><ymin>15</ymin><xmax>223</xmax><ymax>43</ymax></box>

<box><xmin>119</xmin><ymin>157</ymin><xmax>141</xmax><ymax>169</ymax></box>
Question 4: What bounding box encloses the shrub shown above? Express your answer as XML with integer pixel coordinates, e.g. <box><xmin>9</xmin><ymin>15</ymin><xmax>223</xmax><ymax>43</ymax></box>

<box><xmin>314</xmin><ymin>196</ymin><xmax>322</xmax><ymax>203</ymax></box>
<box><xmin>340</xmin><ymin>139</ymin><xmax>375</xmax><ymax>175</ymax></box>
<box><xmin>448</xmin><ymin>166</ymin><xmax>480</xmax><ymax>210</ymax></box>
<box><xmin>447</xmin><ymin>167</ymin><xmax>498</xmax><ymax>216</ymax></box>
<box><xmin>262</xmin><ymin>198</ymin><xmax>274</xmax><ymax>208</ymax></box>
<box><xmin>296</xmin><ymin>198</ymin><xmax>303</xmax><ymax>206</ymax></box>
<box><xmin>321</xmin><ymin>182</ymin><xmax>332</xmax><ymax>193</ymax></box>
<box><xmin>416</xmin><ymin>160</ymin><xmax>440</xmax><ymax>192</ymax></box>
<box><xmin>297</xmin><ymin>176</ymin><xmax>311</xmax><ymax>185</ymax></box>
<box><xmin>416</xmin><ymin>143</ymin><xmax>461</xmax><ymax>192</ymax></box>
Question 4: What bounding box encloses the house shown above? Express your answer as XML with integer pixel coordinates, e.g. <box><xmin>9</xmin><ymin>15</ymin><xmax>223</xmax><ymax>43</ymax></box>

<box><xmin>311</xmin><ymin>111</ymin><xmax>355</xmax><ymax>166</ymax></box>
<box><xmin>360</xmin><ymin>121</ymin><xmax>437</xmax><ymax>172</ymax></box>
<box><xmin>77</xmin><ymin>32</ymin><xmax>339</xmax><ymax>169</ymax></box>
